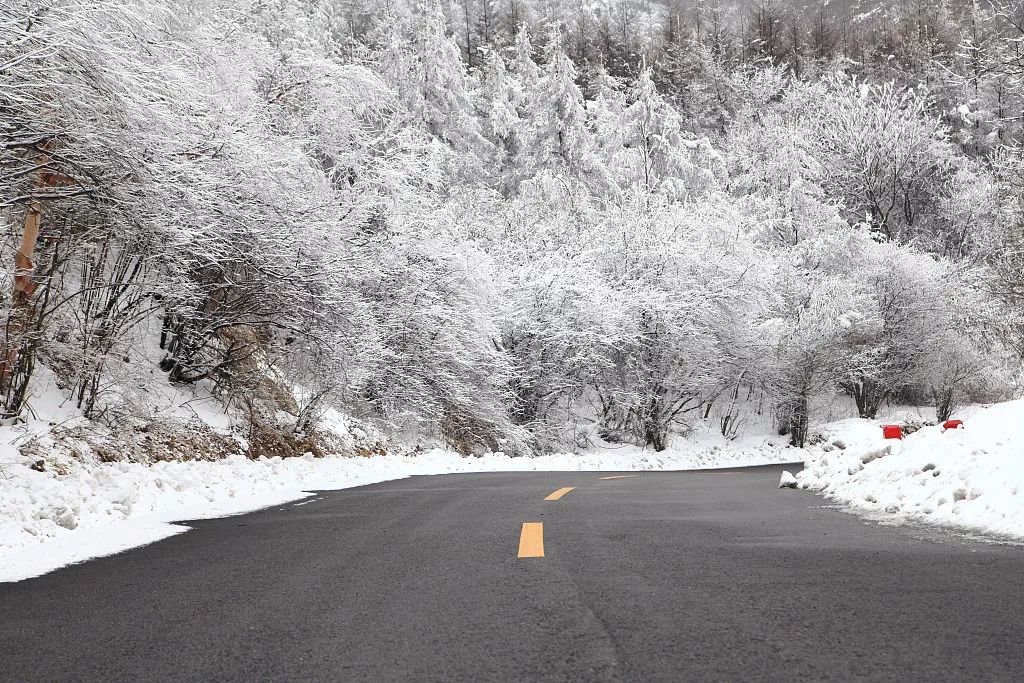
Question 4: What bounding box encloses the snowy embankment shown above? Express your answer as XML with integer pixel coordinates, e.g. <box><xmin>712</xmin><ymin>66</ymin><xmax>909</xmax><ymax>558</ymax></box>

<box><xmin>794</xmin><ymin>400</ymin><xmax>1024</xmax><ymax>540</ymax></box>
<box><xmin>0</xmin><ymin>436</ymin><xmax>796</xmax><ymax>583</ymax></box>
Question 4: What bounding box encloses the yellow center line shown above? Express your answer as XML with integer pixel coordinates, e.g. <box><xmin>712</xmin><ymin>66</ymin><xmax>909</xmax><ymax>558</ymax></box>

<box><xmin>544</xmin><ymin>486</ymin><xmax>575</xmax><ymax>501</ymax></box>
<box><xmin>598</xmin><ymin>475</ymin><xmax>636</xmax><ymax>480</ymax></box>
<box><xmin>518</xmin><ymin>522</ymin><xmax>544</xmax><ymax>558</ymax></box>
<box><xmin>520</xmin><ymin>528</ymin><xmax>544</xmax><ymax>557</ymax></box>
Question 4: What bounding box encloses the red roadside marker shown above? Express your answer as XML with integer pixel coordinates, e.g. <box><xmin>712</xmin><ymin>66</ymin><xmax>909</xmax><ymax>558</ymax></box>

<box><xmin>882</xmin><ymin>424</ymin><xmax>903</xmax><ymax>440</ymax></box>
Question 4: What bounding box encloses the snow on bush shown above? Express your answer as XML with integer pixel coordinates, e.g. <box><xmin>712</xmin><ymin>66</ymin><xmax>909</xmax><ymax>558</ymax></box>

<box><xmin>796</xmin><ymin>400</ymin><xmax>1024</xmax><ymax>538</ymax></box>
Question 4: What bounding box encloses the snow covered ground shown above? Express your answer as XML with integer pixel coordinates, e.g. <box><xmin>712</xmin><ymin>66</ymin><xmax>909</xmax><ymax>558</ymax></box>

<box><xmin>0</xmin><ymin>429</ymin><xmax>797</xmax><ymax>583</ymax></box>
<box><xmin>794</xmin><ymin>400</ymin><xmax>1024</xmax><ymax>541</ymax></box>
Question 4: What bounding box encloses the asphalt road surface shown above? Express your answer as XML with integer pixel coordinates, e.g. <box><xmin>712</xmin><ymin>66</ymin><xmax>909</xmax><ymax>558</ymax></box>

<box><xmin>2</xmin><ymin>464</ymin><xmax>1023</xmax><ymax>681</ymax></box>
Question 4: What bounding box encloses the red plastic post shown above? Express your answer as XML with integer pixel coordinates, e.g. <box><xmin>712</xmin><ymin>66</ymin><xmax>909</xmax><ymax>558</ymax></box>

<box><xmin>942</xmin><ymin>419</ymin><xmax>963</xmax><ymax>431</ymax></box>
<box><xmin>882</xmin><ymin>424</ymin><xmax>903</xmax><ymax>440</ymax></box>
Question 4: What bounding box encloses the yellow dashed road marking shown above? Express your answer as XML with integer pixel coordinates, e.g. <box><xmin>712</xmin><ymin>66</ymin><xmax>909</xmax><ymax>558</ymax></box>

<box><xmin>518</xmin><ymin>523</ymin><xmax>544</xmax><ymax>558</ymax></box>
<box><xmin>544</xmin><ymin>487</ymin><xmax>575</xmax><ymax>501</ymax></box>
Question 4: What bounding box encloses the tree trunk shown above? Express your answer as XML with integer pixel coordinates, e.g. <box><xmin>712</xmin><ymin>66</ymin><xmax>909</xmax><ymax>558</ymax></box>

<box><xmin>644</xmin><ymin>416</ymin><xmax>668</xmax><ymax>452</ymax></box>
<box><xmin>789</xmin><ymin>394</ymin><xmax>809</xmax><ymax>448</ymax></box>
<box><xmin>0</xmin><ymin>200</ymin><xmax>42</xmax><ymax>406</ymax></box>
<box><xmin>849</xmin><ymin>379</ymin><xmax>887</xmax><ymax>419</ymax></box>
<box><xmin>933</xmin><ymin>387</ymin><xmax>955</xmax><ymax>422</ymax></box>
<box><xmin>640</xmin><ymin>395</ymin><xmax>668</xmax><ymax>452</ymax></box>
<box><xmin>0</xmin><ymin>144</ymin><xmax>69</xmax><ymax>416</ymax></box>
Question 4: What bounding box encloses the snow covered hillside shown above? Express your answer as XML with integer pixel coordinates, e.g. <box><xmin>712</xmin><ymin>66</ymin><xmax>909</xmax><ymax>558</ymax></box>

<box><xmin>793</xmin><ymin>400</ymin><xmax>1024</xmax><ymax>540</ymax></box>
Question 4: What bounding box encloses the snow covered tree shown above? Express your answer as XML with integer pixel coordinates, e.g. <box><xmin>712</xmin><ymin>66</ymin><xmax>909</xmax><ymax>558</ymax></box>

<box><xmin>376</xmin><ymin>3</ymin><xmax>494</xmax><ymax>184</ymax></box>
<box><xmin>837</xmin><ymin>242</ymin><xmax>949</xmax><ymax>419</ymax></box>
<box><xmin>356</xmin><ymin>216</ymin><xmax>529</xmax><ymax>454</ymax></box>
<box><xmin>617</xmin><ymin>67</ymin><xmax>720</xmax><ymax>200</ymax></box>
<box><xmin>473</xmin><ymin>48</ymin><xmax>522</xmax><ymax>186</ymax></box>
<box><xmin>517</xmin><ymin>31</ymin><xmax>614</xmax><ymax>194</ymax></box>
<box><xmin>587</xmin><ymin>196</ymin><xmax>761</xmax><ymax>451</ymax></box>
<box><xmin>764</xmin><ymin>271</ymin><xmax>869</xmax><ymax>447</ymax></box>
<box><xmin>508</xmin><ymin>24</ymin><xmax>543</xmax><ymax>103</ymax></box>
<box><xmin>494</xmin><ymin>253</ymin><xmax>624</xmax><ymax>447</ymax></box>
<box><xmin>813</xmin><ymin>79</ymin><xmax>954</xmax><ymax>244</ymax></box>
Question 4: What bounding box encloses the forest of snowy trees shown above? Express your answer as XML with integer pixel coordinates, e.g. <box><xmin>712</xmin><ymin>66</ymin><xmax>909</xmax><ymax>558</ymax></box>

<box><xmin>1</xmin><ymin>0</ymin><xmax>1023</xmax><ymax>456</ymax></box>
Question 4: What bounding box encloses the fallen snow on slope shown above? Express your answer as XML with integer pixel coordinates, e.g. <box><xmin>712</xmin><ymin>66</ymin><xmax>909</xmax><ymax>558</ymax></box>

<box><xmin>797</xmin><ymin>400</ymin><xmax>1024</xmax><ymax>539</ymax></box>
<box><xmin>0</xmin><ymin>440</ymin><xmax>796</xmax><ymax>583</ymax></box>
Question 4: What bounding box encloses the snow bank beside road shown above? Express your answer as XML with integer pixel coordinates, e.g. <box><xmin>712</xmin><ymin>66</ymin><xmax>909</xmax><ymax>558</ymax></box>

<box><xmin>0</xmin><ymin>441</ymin><xmax>796</xmax><ymax>582</ymax></box>
<box><xmin>797</xmin><ymin>400</ymin><xmax>1024</xmax><ymax>539</ymax></box>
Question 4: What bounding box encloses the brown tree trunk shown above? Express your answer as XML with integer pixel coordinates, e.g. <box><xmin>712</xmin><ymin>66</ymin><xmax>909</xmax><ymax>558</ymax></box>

<box><xmin>0</xmin><ymin>200</ymin><xmax>42</xmax><ymax>393</ymax></box>
<box><xmin>0</xmin><ymin>143</ymin><xmax>69</xmax><ymax>413</ymax></box>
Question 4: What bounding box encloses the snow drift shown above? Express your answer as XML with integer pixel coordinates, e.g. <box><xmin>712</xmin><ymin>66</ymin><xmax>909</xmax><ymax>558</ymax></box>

<box><xmin>796</xmin><ymin>400</ymin><xmax>1024</xmax><ymax>539</ymax></box>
